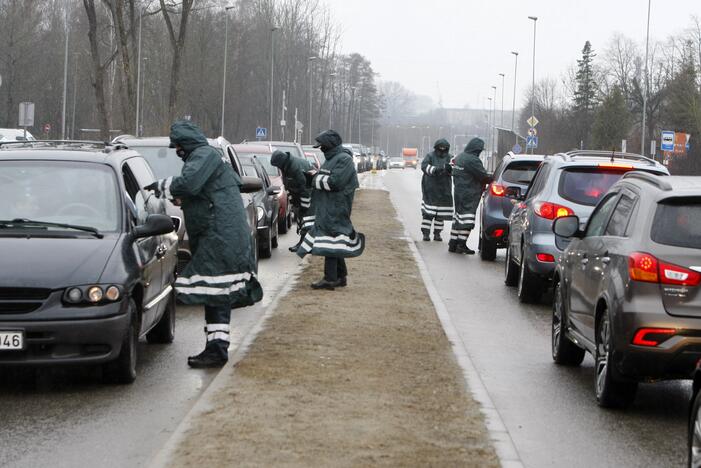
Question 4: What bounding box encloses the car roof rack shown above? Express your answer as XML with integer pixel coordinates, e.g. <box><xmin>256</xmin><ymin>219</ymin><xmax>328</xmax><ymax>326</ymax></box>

<box><xmin>621</xmin><ymin>171</ymin><xmax>672</xmax><ymax>191</ymax></box>
<box><xmin>562</xmin><ymin>149</ymin><xmax>659</xmax><ymax>166</ymax></box>
<box><xmin>0</xmin><ymin>140</ymin><xmax>128</xmax><ymax>153</ymax></box>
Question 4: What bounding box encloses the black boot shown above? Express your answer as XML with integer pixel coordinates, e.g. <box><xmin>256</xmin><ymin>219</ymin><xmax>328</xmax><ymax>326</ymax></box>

<box><xmin>448</xmin><ymin>240</ymin><xmax>457</xmax><ymax>252</ymax></box>
<box><xmin>421</xmin><ymin>229</ymin><xmax>431</xmax><ymax>241</ymax></box>
<box><xmin>455</xmin><ymin>243</ymin><xmax>475</xmax><ymax>255</ymax></box>
<box><xmin>311</xmin><ymin>278</ymin><xmax>339</xmax><ymax>290</ymax></box>
<box><xmin>338</xmin><ymin>276</ymin><xmax>347</xmax><ymax>287</ymax></box>
<box><xmin>433</xmin><ymin>231</ymin><xmax>443</xmax><ymax>242</ymax></box>
<box><xmin>188</xmin><ymin>343</ymin><xmax>228</xmax><ymax>368</ymax></box>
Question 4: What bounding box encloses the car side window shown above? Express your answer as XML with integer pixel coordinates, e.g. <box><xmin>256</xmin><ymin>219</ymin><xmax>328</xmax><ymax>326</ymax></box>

<box><xmin>525</xmin><ymin>163</ymin><xmax>549</xmax><ymax>200</ymax></box>
<box><xmin>121</xmin><ymin>163</ymin><xmax>149</xmax><ymax>224</ymax></box>
<box><xmin>226</xmin><ymin>147</ymin><xmax>242</xmax><ymax>176</ymax></box>
<box><xmin>585</xmin><ymin>193</ymin><xmax>619</xmax><ymax>237</ymax></box>
<box><xmin>127</xmin><ymin>157</ymin><xmax>156</xmax><ymax>186</ymax></box>
<box><xmin>605</xmin><ymin>195</ymin><xmax>636</xmax><ymax>237</ymax></box>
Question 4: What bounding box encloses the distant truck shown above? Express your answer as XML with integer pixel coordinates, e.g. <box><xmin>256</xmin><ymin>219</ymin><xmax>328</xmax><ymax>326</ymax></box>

<box><xmin>402</xmin><ymin>148</ymin><xmax>419</xmax><ymax>169</ymax></box>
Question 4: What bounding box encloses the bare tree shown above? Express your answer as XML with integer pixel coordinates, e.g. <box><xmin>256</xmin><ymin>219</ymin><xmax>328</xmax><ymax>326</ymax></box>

<box><xmin>159</xmin><ymin>0</ymin><xmax>194</xmax><ymax>126</ymax></box>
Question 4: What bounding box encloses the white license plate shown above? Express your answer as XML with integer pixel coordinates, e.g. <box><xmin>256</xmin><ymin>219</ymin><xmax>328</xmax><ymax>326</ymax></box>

<box><xmin>0</xmin><ymin>331</ymin><xmax>24</xmax><ymax>350</ymax></box>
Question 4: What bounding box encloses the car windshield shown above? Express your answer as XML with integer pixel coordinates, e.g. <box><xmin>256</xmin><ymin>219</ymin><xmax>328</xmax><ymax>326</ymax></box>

<box><xmin>651</xmin><ymin>198</ymin><xmax>701</xmax><ymax>249</ymax></box>
<box><xmin>0</xmin><ymin>160</ymin><xmax>120</xmax><ymax>232</ymax></box>
<box><xmin>237</xmin><ymin>151</ymin><xmax>278</xmax><ymax>177</ymax></box>
<box><xmin>241</xmin><ymin>163</ymin><xmax>258</xmax><ymax>178</ymax></box>
<box><xmin>130</xmin><ymin>146</ymin><xmax>182</xmax><ymax>179</ymax></box>
<box><xmin>272</xmin><ymin>144</ymin><xmax>303</xmax><ymax>160</ymax></box>
<box><xmin>558</xmin><ymin>168</ymin><xmax>631</xmax><ymax>206</ymax></box>
<box><xmin>390</xmin><ymin>157</ymin><xmax>403</xmax><ymax>162</ymax></box>
<box><xmin>502</xmin><ymin>161</ymin><xmax>541</xmax><ymax>184</ymax></box>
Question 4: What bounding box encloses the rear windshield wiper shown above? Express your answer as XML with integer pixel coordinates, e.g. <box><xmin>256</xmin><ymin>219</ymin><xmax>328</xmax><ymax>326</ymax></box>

<box><xmin>0</xmin><ymin>219</ymin><xmax>103</xmax><ymax>238</ymax></box>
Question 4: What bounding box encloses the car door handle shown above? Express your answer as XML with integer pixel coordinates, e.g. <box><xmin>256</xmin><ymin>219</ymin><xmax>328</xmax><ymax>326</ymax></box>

<box><xmin>156</xmin><ymin>244</ymin><xmax>167</xmax><ymax>259</ymax></box>
<box><xmin>601</xmin><ymin>257</ymin><xmax>611</xmax><ymax>265</ymax></box>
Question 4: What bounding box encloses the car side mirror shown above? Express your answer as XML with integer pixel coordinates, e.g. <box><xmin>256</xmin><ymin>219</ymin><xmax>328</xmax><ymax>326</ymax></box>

<box><xmin>504</xmin><ymin>186</ymin><xmax>523</xmax><ymax>200</ymax></box>
<box><xmin>552</xmin><ymin>215</ymin><xmax>582</xmax><ymax>238</ymax></box>
<box><xmin>240</xmin><ymin>176</ymin><xmax>263</xmax><ymax>193</ymax></box>
<box><xmin>170</xmin><ymin>216</ymin><xmax>182</xmax><ymax>233</ymax></box>
<box><xmin>133</xmin><ymin>214</ymin><xmax>175</xmax><ymax>239</ymax></box>
<box><xmin>267</xmin><ymin>185</ymin><xmax>282</xmax><ymax>196</ymax></box>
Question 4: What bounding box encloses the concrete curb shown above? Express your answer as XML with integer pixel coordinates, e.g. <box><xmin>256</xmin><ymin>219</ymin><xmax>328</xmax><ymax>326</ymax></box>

<box><xmin>147</xmin><ymin>263</ymin><xmax>305</xmax><ymax>468</ymax></box>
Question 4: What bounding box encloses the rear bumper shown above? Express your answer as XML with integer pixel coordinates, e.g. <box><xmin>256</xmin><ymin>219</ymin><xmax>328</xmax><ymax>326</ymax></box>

<box><xmin>481</xmin><ymin>202</ymin><xmax>509</xmax><ymax>246</ymax></box>
<box><xmin>526</xmin><ymin>231</ymin><xmax>559</xmax><ymax>277</ymax></box>
<box><xmin>0</xmin><ymin>303</ymin><xmax>129</xmax><ymax>365</ymax></box>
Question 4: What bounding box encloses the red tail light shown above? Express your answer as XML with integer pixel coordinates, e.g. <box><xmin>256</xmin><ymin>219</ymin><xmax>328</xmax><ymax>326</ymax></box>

<box><xmin>534</xmin><ymin>201</ymin><xmax>574</xmax><ymax>220</ymax></box>
<box><xmin>536</xmin><ymin>253</ymin><xmax>555</xmax><ymax>262</ymax></box>
<box><xmin>493</xmin><ymin>229</ymin><xmax>505</xmax><ymax>238</ymax></box>
<box><xmin>490</xmin><ymin>184</ymin><xmax>506</xmax><ymax>197</ymax></box>
<box><xmin>598</xmin><ymin>163</ymin><xmax>634</xmax><ymax>170</ymax></box>
<box><xmin>632</xmin><ymin>328</ymin><xmax>676</xmax><ymax>347</ymax></box>
<box><xmin>628</xmin><ymin>252</ymin><xmax>701</xmax><ymax>286</ymax></box>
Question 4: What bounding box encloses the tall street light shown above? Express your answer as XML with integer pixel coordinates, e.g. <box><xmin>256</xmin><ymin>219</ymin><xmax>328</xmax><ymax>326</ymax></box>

<box><xmin>487</xmin><ymin>97</ymin><xmax>493</xmax><ymax>157</ymax></box>
<box><xmin>528</xmin><ymin>16</ymin><xmax>538</xmax><ymax>154</ymax></box>
<box><xmin>269</xmin><ymin>26</ymin><xmax>279</xmax><ymax>140</ymax></box>
<box><xmin>498</xmin><ymin>73</ymin><xmax>505</xmax><ymax>127</ymax></box>
<box><xmin>511</xmin><ymin>51</ymin><xmax>519</xmax><ymax>135</ymax></box>
<box><xmin>307</xmin><ymin>56</ymin><xmax>317</xmax><ymax>144</ymax></box>
<box><xmin>61</xmin><ymin>8</ymin><xmax>69</xmax><ymax>140</ymax></box>
<box><xmin>135</xmin><ymin>8</ymin><xmax>145</xmax><ymax>136</ymax></box>
<box><xmin>491</xmin><ymin>85</ymin><xmax>497</xmax><ymax>156</ymax></box>
<box><xmin>641</xmin><ymin>0</ymin><xmax>652</xmax><ymax>156</ymax></box>
<box><xmin>220</xmin><ymin>5</ymin><xmax>235</xmax><ymax>137</ymax></box>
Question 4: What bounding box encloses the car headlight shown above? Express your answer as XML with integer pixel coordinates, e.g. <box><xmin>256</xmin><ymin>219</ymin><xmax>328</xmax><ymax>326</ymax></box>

<box><xmin>63</xmin><ymin>285</ymin><xmax>122</xmax><ymax>305</ymax></box>
<box><xmin>256</xmin><ymin>206</ymin><xmax>265</xmax><ymax>222</ymax></box>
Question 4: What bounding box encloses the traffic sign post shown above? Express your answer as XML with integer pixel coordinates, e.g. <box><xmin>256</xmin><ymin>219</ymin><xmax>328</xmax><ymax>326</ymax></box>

<box><xmin>661</xmin><ymin>131</ymin><xmax>674</xmax><ymax>152</ymax></box>
<box><xmin>512</xmin><ymin>143</ymin><xmax>522</xmax><ymax>154</ymax></box>
<box><xmin>527</xmin><ymin>115</ymin><xmax>539</xmax><ymax>128</ymax></box>
<box><xmin>255</xmin><ymin>127</ymin><xmax>267</xmax><ymax>140</ymax></box>
<box><xmin>526</xmin><ymin>135</ymin><xmax>538</xmax><ymax>149</ymax></box>
<box><xmin>18</xmin><ymin>102</ymin><xmax>35</xmax><ymax>141</ymax></box>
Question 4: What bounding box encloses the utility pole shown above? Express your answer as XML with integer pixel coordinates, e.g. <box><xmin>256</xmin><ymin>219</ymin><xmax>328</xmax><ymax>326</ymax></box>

<box><xmin>280</xmin><ymin>89</ymin><xmax>286</xmax><ymax>141</ymax></box>
<box><xmin>641</xmin><ymin>0</ymin><xmax>652</xmax><ymax>156</ymax></box>
<box><xmin>135</xmin><ymin>9</ymin><xmax>143</xmax><ymax>136</ymax></box>
<box><xmin>498</xmin><ymin>73</ymin><xmax>505</xmax><ymax>127</ymax></box>
<box><xmin>61</xmin><ymin>8</ymin><xmax>69</xmax><ymax>140</ymax></box>
<box><xmin>71</xmin><ymin>53</ymin><xmax>78</xmax><ymax>139</ymax></box>
<box><xmin>220</xmin><ymin>6</ymin><xmax>235</xmax><ymax>137</ymax></box>
<box><xmin>308</xmin><ymin>56</ymin><xmax>317</xmax><ymax>144</ymax></box>
<box><xmin>511</xmin><ymin>51</ymin><xmax>519</xmax><ymax>138</ymax></box>
<box><xmin>269</xmin><ymin>26</ymin><xmax>279</xmax><ymax>140</ymax></box>
<box><xmin>528</xmin><ymin>16</ymin><xmax>538</xmax><ymax>154</ymax></box>
<box><xmin>491</xmin><ymin>85</ymin><xmax>497</xmax><ymax>157</ymax></box>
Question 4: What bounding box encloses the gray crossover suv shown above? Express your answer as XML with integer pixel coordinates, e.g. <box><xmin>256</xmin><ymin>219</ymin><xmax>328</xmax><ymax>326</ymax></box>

<box><xmin>505</xmin><ymin>150</ymin><xmax>669</xmax><ymax>303</ymax></box>
<box><xmin>552</xmin><ymin>172</ymin><xmax>701</xmax><ymax>408</ymax></box>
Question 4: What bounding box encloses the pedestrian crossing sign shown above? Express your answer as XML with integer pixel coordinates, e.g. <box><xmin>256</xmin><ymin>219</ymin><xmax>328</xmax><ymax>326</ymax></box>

<box><xmin>256</xmin><ymin>127</ymin><xmax>267</xmax><ymax>139</ymax></box>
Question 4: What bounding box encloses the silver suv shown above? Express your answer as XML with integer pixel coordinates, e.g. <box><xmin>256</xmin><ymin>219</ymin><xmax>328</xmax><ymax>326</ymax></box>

<box><xmin>505</xmin><ymin>150</ymin><xmax>669</xmax><ymax>303</ymax></box>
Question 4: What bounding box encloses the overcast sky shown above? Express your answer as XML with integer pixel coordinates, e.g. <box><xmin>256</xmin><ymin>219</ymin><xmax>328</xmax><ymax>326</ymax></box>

<box><xmin>323</xmin><ymin>0</ymin><xmax>700</xmax><ymax>113</ymax></box>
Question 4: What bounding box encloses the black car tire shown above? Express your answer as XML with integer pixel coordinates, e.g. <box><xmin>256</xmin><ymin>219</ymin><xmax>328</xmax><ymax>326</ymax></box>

<box><xmin>688</xmin><ymin>385</ymin><xmax>701</xmax><ymax>467</ymax></box>
<box><xmin>517</xmin><ymin>247</ymin><xmax>543</xmax><ymax>303</ymax></box>
<box><xmin>595</xmin><ymin>308</ymin><xmax>637</xmax><ymax>408</ymax></box>
<box><xmin>480</xmin><ymin>231</ymin><xmax>497</xmax><ymax>261</ymax></box>
<box><xmin>552</xmin><ymin>280</ymin><xmax>585</xmax><ymax>365</ymax></box>
<box><xmin>103</xmin><ymin>299</ymin><xmax>138</xmax><ymax>384</ymax></box>
<box><xmin>146</xmin><ymin>289</ymin><xmax>175</xmax><ymax>344</ymax></box>
<box><xmin>504</xmin><ymin>244</ymin><xmax>519</xmax><ymax>286</ymax></box>
<box><xmin>278</xmin><ymin>209</ymin><xmax>289</xmax><ymax>234</ymax></box>
<box><xmin>259</xmin><ymin>227</ymin><xmax>272</xmax><ymax>259</ymax></box>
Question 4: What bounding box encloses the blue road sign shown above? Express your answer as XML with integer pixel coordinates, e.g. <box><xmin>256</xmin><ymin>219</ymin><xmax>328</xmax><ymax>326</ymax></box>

<box><xmin>256</xmin><ymin>127</ymin><xmax>267</xmax><ymax>139</ymax></box>
<box><xmin>512</xmin><ymin>143</ymin><xmax>522</xmax><ymax>154</ymax></box>
<box><xmin>661</xmin><ymin>131</ymin><xmax>674</xmax><ymax>152</ymax></box>
<box><xmin>526</xmin><ymin>136</ymin><xmax>538</xmax><ymax>149</ymax></box>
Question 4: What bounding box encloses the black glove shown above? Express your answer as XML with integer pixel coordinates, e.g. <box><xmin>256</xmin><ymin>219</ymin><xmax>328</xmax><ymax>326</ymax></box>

<box><xmin>444</xmin><ymin>164</ymin><xmax>453</xmax><ymax>175</ymax></box>
<box><xmin>304</xmin><ymin>171</ymin><xmax>316</xmax><ymax>187</ymax></box>
<box><xmin>143</xmin><ymin>181</ymin><xmax>161</xmax><ymax>198</ymax></box>
<box><xmin>435</xmin><ymin>166</ymin><xmax>445</xmax><ymax>176</ymax></box>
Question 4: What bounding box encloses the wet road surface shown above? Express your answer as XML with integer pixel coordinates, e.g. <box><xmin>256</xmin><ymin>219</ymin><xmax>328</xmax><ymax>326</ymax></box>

<box><xmin>0</xmin><ymin>232</ymin><xmax>302</xmax><ymax>468</ymax></box>
<box><xmin>379</xmin><ymin>168</ymin><xmax>689</xmax><ymax>468</ymax></box>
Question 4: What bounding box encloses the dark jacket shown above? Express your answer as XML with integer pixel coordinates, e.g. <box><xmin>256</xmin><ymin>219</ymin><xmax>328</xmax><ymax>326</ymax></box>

<box><xmin>270</xmin><ymin>150</ymin><xmax>312</xmax><ymax>208</ymax></box>
<box><xmin>452</xmin><ymin>138</ymin><xmax>490</xmax><ymax>215</ymax></box>
<box><xmin>297</xmin><ymin>130</ymin><xmax>365</xmax><ymax>258</ymax></box>
<box><xmin>165</xmin><ymin>121</ymin><xmax>262</xmax><ymax>307</ymax></box>
<box><xmin>420</xmin><ymin>138</ymin><xmax>454</xmax><ymax>219</ymax></box>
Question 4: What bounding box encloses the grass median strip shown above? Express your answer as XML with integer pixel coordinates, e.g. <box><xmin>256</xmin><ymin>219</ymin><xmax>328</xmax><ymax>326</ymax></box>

<box><xmin>169</xmin><ymin>189</ymin><xmax>498</xmax><ymax>467</ymax></box>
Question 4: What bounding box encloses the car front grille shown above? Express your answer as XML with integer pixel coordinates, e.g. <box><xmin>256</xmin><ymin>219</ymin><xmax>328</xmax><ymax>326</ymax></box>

<box><xmin>0</xmin><ymin>288</ymin><xmax>51</xmax><ymax>314</ymax></box>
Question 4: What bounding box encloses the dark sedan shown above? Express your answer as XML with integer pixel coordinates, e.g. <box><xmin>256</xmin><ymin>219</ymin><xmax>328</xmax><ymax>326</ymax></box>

<box><xmin>0</xmin><ymin>142</ymin><xmax>178</xmax><ymax>383</ymax></box>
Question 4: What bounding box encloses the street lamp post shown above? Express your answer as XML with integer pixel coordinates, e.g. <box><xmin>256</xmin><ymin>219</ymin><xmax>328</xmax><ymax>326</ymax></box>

<box><xmin>220</xmin><ymin>5</ymin><xmax>235</xmax><ymax>137</ymax></box>
<box><xmin>61</xmin><ymin>9</ymin><xmax>69</xmax><ymax>140</ymax></box>
<box><xmin>349</xmin><ymin>86</ymin><xmax>357</xmax><ymax>141</ymax></box>
<box><xmin>641</xmin><ymin>0</ymin><xmax>652</xmax><ymax>156</ymax></box>
<box><xmin>357</xmin><ymin>89</ymin><xmax>362</xmax><ymax>145</ymax></box>
<box><xmin>328</xmin><ymin>72</ymin><xmax>336</xmax><ymax>128</ymax></box>
<box><xmin>269</xmin><ymin>26</ymin><xmax>279</xmax><ymax>140</ymax></box>
<box><xmin>70</xmin><ymin>53</ymin><xmax>78</xmax><ymax>139</ymax></box>
<box><xmin>491</xmin><ymin>85</ymin><xmax>497</xmax><ymax>157</ymax></box>
<box><xmin>307</xmin><ymin>56</ymin><xmax>317</xmax><ymax>144</ymax></box>
<box><xmin>498</xmin><ymin>73</ymin><xmax>505</xmax><ymax>128</ymax></box>
<box><xmin>511</xmin><ymin>51</ymin><xmax>519</xmax><ymax>137</ymax></box>
<box><xmin>528</xmin><ymin>16</ymin><xmax>538</xmax><ymax>154</ymax></box>
<box><xmin>486</xmin><ymin>97</ymin><xmax>493</xmax><ymax>158</ymax></box>
<box><xmin>135</xmin><ymin>9</ymin><xmax>143</xmax><ymax>136</ymax></box>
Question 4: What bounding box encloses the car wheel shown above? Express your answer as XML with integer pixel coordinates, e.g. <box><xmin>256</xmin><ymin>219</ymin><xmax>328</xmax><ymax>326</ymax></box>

<box><xmin>480</xmin><ymin>231</ymin><xmax>497</xmax><ymax>261</ymax></box>
<box><xmin>517</xmin><ymin>246</ymin><xmax>543</xmax><ymax>303</ymax></box>
<box><xmin>259</xmin><ymin>227</ymin><xmax>272</xmax><ymax>259</ymax></box>
<box><xmin>271</xmin><ymin>220</ymin><xmax>279</xmax><ymax>249</ymax></box>
<box><xmin>595</xmin><ymin>308</ymin><xmax>637</xmax><ymax>408</ymax></box>
<box><xmin>103</xmin><ymin>298</ymin><xmax>138</xmax><ymax>384</ymax></box>
<box><xmin>688</xmin><ymin>387</ymin><xmax>701</xmax><ymax>467</ymax></box>
<box><xmin>504</xmin><ymin>244</ymin><xmax>519</xmax><ymax>286</ymax></box>
<box><xmin>278</xmin><ymin>210</ymin><xmax>289</xmax><ymax>234</ymax></box>
<box><xmin>287</xmin><ymin>211</ymin><xmax>292</xmax><ymax>229</ymax></box>
<box><xmin>146</xmin><ymin>289</ymin><xmax>175</xmax><ymax>344</ymax></box>
<box><xmin>552</xmin><ymin>280</ymin><xmax>585</xmax><ymax>365</ymax></box>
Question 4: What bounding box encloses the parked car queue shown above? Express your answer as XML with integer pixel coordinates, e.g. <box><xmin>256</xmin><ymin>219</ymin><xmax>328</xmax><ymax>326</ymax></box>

<box><xmin>0</xmin><ymin>135</ymin><xmax>313</xmax><ymax>385</ymax></box>
<box><xmin>477</xmin><ymin>148</ymin><xmax>701</xmax><ymax>464</ymax></box>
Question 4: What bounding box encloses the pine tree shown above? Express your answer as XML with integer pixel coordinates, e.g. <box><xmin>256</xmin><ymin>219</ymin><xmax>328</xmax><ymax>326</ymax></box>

<box><xmin>592</xmin><ymin>86</ymin><xmax>630</xmax><ymax>150</ymax></box>
<box><xmin>573</xmin><ymin>41</ymin><xmax>598</xmax><ymax>147</ymax></box>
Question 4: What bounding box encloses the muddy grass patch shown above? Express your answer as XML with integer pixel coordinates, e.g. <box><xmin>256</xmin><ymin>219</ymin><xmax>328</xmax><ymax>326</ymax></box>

<box><xmin>169</xmin><ymin>189</ymin><xmax>498</xmax><ymax>467</ymax></box>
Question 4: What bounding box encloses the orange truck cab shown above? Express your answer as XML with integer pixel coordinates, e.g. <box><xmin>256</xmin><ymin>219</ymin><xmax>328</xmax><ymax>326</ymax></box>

<box><xmin>402</xmin><ymin>148</ymin><xmax>418</xmax><ymax>169</ymax></box>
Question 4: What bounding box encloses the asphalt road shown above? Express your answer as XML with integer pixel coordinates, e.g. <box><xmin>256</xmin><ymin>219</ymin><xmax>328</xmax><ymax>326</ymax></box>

<box><xmin>0</xmin><ymin>230</ymin><xmax>302</xmax><ymax>468</ymax></box>
<box><xmin>378</xmin><ymin>168</ymin><xmax>690</xmax><ymax>468</ymax></box>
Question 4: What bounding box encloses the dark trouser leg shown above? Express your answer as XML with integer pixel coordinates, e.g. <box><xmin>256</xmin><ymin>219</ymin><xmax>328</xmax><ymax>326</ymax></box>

<box><xmin>433</xmin><ymin>219</ymin><xmax>444</xmax><ymax>240</ymax></box>
<box><xmin>337</xmin><ymin>258</ymin><xmax>347</xmax><ymax>279</ymax></box>
<box><xmin>324</xmin><ymin>257</ymin><xmax>339</xmax><ymax>282</ymax></box>
<box><xmin>204</xmin><ymin>304</ymin><xmax>231</xmax><ymax>359</ymax></box>
<box><xmin>421</xmin><ymin>215</ymin><xmax>433</xmax><ymax>240</ymax></box>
